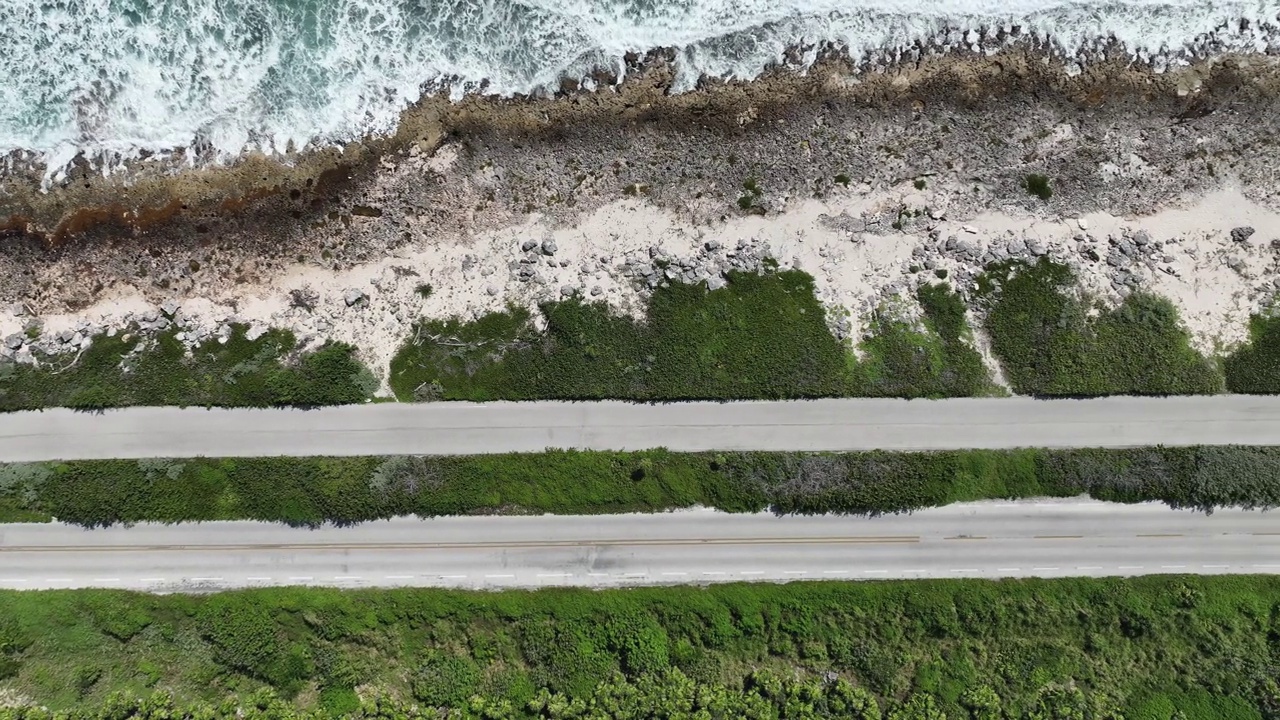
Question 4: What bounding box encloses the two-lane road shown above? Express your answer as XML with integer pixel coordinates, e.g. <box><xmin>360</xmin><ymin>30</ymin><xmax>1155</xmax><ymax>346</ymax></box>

<box><xmin>2</xmin><ymin>500</ymin><xmax>1277</xmax><ymax>591</ymax></box>
<box><xmin>4</xmin><ymin>396</ymin><xmax>1280</xmax><ymax>461</ymax></box>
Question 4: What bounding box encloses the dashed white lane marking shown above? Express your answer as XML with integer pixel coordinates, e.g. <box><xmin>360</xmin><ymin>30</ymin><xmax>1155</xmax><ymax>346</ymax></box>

<box><xmin>440</xmin><ymin>574</ymin><xmax>467</xmax><ymax>579</ymax></box>
<box><xmin>333</xmin><ymin>576</ymin><xmax>362</xmax><ymax>580</ymax></box>
<box><xmin>1162</xmin><ymin>565</ymin><xmax>1187</xmax><ymax>570</ymax></box>
<box><xmin>1118</xmin><ymin>566</ymin><xmax>1144</xmax><ymax>570</ymax></box>
<box><xmin>587</xmin><ymin>572</ymin><xmax>609</xmax><ymax>577</ymax></box>
<box><xmin>1253</xmin><ymin>564</ymin><xmax>1280</xmax><ymax>569</ymax></box>
<box><xmin>702</xmin><ymin>571</ymin><xmax>726</xmax><ymax>576</ymax></box>
<box><xmin>1202</xmin><ymin>565</ymin><xmax>1228</xmax><ymax>569</ymax></box>
<box><xmin>1032</xmin><ymin>567</ymin><xmax>1060</xmax><ymax>572</ymax></box>
<box><xmin>997</xmin><ymin>568</ymin><xmax>1021</xmax><ymax>573</ymax></box>
<box><xmin>191</xmin><ymin>577</ymin><xmax>224</xmax><ymax>582</ymax></box>
<box><xmin>0</xmin><ymin>578</ymin><xmax>28</xmax><ymax>583</ymax></box>
<box><xmin>246</xmin><ymin>577</ymin><xmax>273</xmax><ymax>581</ymax></box>
<box><xmin>537</xmin><ymin>573</ymin><xmax>571</xmax><ymax>578</ymax></box>
<box><xmin>740</xmin><ymin>571</ymin><xmax>765</xmax><ymax>575</ymax></box>
<box><xmin>385</xmin><ymin>575</ymin><xmax>413</xmax><ymax>580</ymax></box>
<box><xmin>661</xmin><ymin>572</ymin><xmax>688</xmax><ymax>577</ymax></box>
<box><xmin>1076</xmin><ymin>566</ymin><xmax>1102</xmax><ymax>571</ymax></box>
<box><xmin>485</xmin><ymin>574</ymin><xmax>514</xmax><ymax>579</ymax></box>
<box><xmin>950</xmin><ymin>568</ymin><xmax>980</xmax><ymax>573</ymax></box>
<box><xmin>823</xmin><ymin>570</ymin><xmax>850</xmax><ymax>575</ymax></box>
<box><xmin>782</xmin><ymin>570</ymin><xmax>807</xmax><ymax>575</ymax></box>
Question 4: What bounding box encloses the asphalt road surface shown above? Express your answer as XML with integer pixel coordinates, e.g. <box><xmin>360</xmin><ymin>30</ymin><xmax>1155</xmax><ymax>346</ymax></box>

<box><xmin>2</xmin><ymin>500</ymin><xmax>1276</xmax><ymax>591</ymax></box>
<box><xmin>4</xmin><ymin>396</ymin><xmax>1280</xmax><ymax>461</ymax></box>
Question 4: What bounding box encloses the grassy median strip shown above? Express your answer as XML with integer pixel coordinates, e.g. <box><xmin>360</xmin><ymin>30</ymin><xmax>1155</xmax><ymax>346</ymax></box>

<box><xmin>3</xmin><ymin>446</ymin><xmax>1279</xmax><ymax>527</ymax></box>
<box><xmin>0</xmin><ymin>576</ymin><xmax>1276</xmax><ymax>718</ymax></box>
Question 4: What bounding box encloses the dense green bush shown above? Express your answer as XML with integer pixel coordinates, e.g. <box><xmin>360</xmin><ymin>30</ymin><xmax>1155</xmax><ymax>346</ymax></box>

<box><xmin>5</xmin><ymin>446</ymin><xmax>1280</xmax><ymax>526</ymax></box>
<box><xmin>410</xmin><ymin>650</ymin><xmax>481</xmax><ymax>707</ymax></box>
<box><xmin>976</xmin><ymin>259</ymin><xmax>1222</xmax><ymax>396</ymax></box>
<box><xmin>390</xmin><ymin>271</ymin><xmax>994</xmax><ymax>401</ymax></box>
<box><xmin>0</xmin><ymin>324</ymin><xmax>374</xmax><ymax>410</ymax></box>
<box><xmin>0</xmin><ymin>577</ymin><xmax>1275</xmax><ymax>717</ymax></box>
<box><xmin>854</xmin><ymin>283</ymin><xmax>997</xmax><ymax>398</ymax></box>
<box><xmin>390</xmin><ymin>270</ymin><xmax>854</xmax><ymax>401</ymax></box>
<box><xmin>1225</xmin><ymin>313</ymin><xmax>1280</xmax><ymax>393</ymax></box>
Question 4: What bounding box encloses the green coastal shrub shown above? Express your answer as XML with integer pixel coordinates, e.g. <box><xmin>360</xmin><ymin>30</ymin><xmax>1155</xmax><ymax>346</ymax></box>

<box><xmin>0</xmin><ymin>324</ymin><xmax>374</xmax><ymax>411</ymax></box>
<box><xmin>854</xmin><ymin>283</ymin><xmax>996</xmax><ymax>398</ymax></box>
<box><xmin>0</xmin><ymin>577</ymin><xmax>1276</xmax><ymax>717</ymax></box>
<box><xmin>390</xmin><ymin>269</ymin><xmax>853</xmax><ymax>401</ymax></box>
<box><xmin>390</xmin><ymin>271</ymin><xmax>994</xmax><ymax>402</ymax></box>
<box><xmin>976</xmin><ymin>259</ymin><xmax>1222</xmax><ymax>396</ymax></box>
<box><xmin>1224</xmin><ymin>312</ymin><xmax>1280</xmax><ymax>393</ymax></box>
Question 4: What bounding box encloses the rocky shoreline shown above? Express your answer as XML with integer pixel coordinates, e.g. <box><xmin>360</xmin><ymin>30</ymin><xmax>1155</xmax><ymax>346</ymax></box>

<box><xmin>3</xmin><ymin>43</ymin><xmax>1279</xmax><ymax>243</ymax></box>
<box><xmin>2</xmin><ymin>45</ymin><xmax>1280</xmax><ymax>391</ymax></box>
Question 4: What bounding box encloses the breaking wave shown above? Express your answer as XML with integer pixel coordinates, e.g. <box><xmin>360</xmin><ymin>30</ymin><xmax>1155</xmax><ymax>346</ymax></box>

<box><xmin>2</xmin><ymin>0</ymin><xmax>1279</xmax><ymax>183</ymax></box>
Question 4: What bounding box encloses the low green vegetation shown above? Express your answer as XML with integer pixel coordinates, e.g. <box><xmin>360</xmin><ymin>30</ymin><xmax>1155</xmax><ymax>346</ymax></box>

<box><xmin>1225</xmin><ymin>313</ymin><xmax>1280</xmax><ymax>393</ymax></box>
<box><xmin>854</xmin><ymin>283</ymin><xmax>998</xmax><ymax>398</ymax></box>
<box><xmin>390</xmin><ymin>270</ymin><xmax>994</xmax><ymax>402</ymax></box>
<box><xmin>1</xmin><ymin>577</ymin><xmax>1277</xmax><ymax>718</ymax></box>
<box><xmin>4</xmin><ymin>445</ymin><xmax>1279</xmax><ymax>527</ymax></box>
<box><xmin>976</xmin><ymin>259</ymin><xmax>1222</xmax><ymax>396</ymax></box>
<box><xmin>0</xmin><ymin>325</ymin><xmax>375</xmax><ymax>411</ymax></box>
<box><xmin>1024</xmin><ymin>173</ymin><xmax>1053</xmax><ymax>201</ymax></box>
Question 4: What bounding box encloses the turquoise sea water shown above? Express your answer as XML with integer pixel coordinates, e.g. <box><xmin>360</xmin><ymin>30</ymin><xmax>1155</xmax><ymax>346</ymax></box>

<box><xmin>2</xmin><ymin>0</ymin><xmax>1277</xmax><ymax>180</ymax></box>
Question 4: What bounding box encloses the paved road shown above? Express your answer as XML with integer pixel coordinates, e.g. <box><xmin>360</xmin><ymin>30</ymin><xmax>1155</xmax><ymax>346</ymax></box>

<box><xmin>1</xmin><ymin>500</ymin><xmax>1276</xmax><ymax>591</ymax></box>
<box><xmin>4</xmin><ymin>396</ymin><xmax>1280</xmax><ymax>461</ymax></box>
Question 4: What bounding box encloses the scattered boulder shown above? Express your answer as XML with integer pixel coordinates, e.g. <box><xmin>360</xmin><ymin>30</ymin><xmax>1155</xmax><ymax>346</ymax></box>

<box><xmin>1132</xmin><ymin>230</ymin><xmax>1151</xmax><ymax>246</ymax></box>
<box><xmin>161</xmin><ymin>299</ymin><xmax>180</xmax><ymax>317</ymax></box>
<box><xmin>344</xmin><ymin>288</ymin><xmax>368</xmax><ymax>307</ymax></box>
<box><xmin>541</xmin><ymin>239</ymin><xmax>558</xmax><ymax>255</ymax></box>
<box><xmin>4</xmin><ymin>333</ymin><xmax>23</xmax><ymax>350</ymax></box>
<box><xmin>1231</xmin><ymin>226</ymin><xmax>1256</xmax><ymax>243</ymax></box>
<box><xmin>560</xmin><ymin>285</ymin><xmax>576</xmax><ymax>297</ymax></box>
<box><xmin>521</xmin><ymin>239</ymin><xmax>539</xmax><ymax>252</ymax></box>
<box><xmin>486</xmin><ymin>284</ymin><xmax>501</xmax><ymax>296</ymax></box>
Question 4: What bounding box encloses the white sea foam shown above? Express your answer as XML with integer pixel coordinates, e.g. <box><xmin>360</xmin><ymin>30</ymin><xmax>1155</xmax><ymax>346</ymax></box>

<box><xmin>2</xmin><ymin>0</ymin><xmax>1278</xmax><ymax>186</ymax></box>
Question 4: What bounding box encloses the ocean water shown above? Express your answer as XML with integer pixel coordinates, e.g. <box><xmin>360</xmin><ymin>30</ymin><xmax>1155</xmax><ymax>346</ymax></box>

<box><xmin>2</xmin><ymin>0</ymin><xmax>1278</xmax><ymax>183</ymax></box>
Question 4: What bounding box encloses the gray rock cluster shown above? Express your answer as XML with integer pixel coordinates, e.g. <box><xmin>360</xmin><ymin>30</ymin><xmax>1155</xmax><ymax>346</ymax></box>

<box><xmin>508</xmin><ymin>237</ymin><xmax>577</xmax><ymax>286</ymax></box>
<box><xmin>900</xmin><ymin>222</ymin><xmax>1275</xmax><ymax>307</ymax></box>
<box><xmin>617</xmin><ymin>239</ymin><xmax>766</xmax><ymax>292</ymax></box>
<box><xmin>0</xmin><ymin>299</ymin><xmax>254</xmax><ymax>366</ymax></box>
